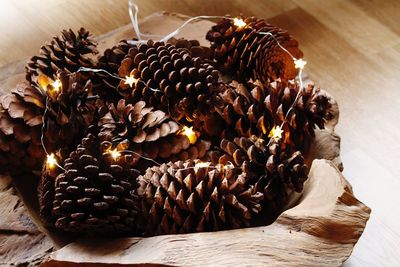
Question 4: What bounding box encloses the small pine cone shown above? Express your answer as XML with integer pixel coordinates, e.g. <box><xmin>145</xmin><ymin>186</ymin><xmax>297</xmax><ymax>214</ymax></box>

<box><xmin>40</xmin><ymin>133</ymin><xmax>140</xmax><ymax>234</ymax></box>
<box><xmin>206</xmin><ymin>16</ymin><xmax>303</xmax><ymax>83</ymax></box>
<box><xmin>0</xmin><ymin>70</ymin><xmax>101</xmax><ymax>175</ymax></box>
<box><xmin>117</xmin><ymin>40</ymin><xmax>221</xmax><ymax>120</ymax></box>
<box><xmin>136</xmin><ymin>160</ymin><xmax>263</xmax><ymax>236</ymax></box>
<box><xmin>26</xmin><ymin>28</ymin><xmax>98</xmax><ymax>89</ymax></box>
<box><xmin>167</xmin><ymin>37</ymin><xmax>214</xmax><ymax>61</ymax></box>
<box><xmin>0</xmin><ymin>83</ymin><xmax>45</xmax><ymax>174</ymax></box>
<box><xmin>209</xmin><ymin>136</ymin><xmax>308</xmax><ymax>216</ymax></box>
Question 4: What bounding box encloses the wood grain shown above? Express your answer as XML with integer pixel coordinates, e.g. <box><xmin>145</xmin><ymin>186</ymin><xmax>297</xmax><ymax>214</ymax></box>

<box><xmin>0</xmin><ymin>0</ymin><xmax>398</xmax><ymax>265</ymax></box>
<box><xmin>41</xmin><ymin>160</ymin><xmax>370</xmax><ymax>267</ymax></box>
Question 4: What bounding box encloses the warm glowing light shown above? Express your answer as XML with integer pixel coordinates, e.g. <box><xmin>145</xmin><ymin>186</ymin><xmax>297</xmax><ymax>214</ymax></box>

<box><xmin>179</xmin><ymin>126</ymin><xmax>198</xmax><ymax>144</ymax></box>
<box><xmin>196</xmin><ymin>162</ymin><xmax>210</xmax><ymax>168</ymax></box>
<box><xmin>124</xmin><ymin>75</ymin><xmax>138</xmax><ymax>87</ymax></box>
<box><xmin>109</xmin><ymin>148</ymin><xmax>122</xmax><ymax>160</ymax></box>
<box><xmin>294</xmin><ymin>58</ymin><xmax>307</xmax><ymax>69</ymax></box>
<box><xmin>46</xmin><ymin>153</ymin><xmax>57</xmax><ymax>169</ymax></box>
<box><xmin>233</xmin><ymin>18</ymin><xmax>247</xmax><ymax>28</ymax></box>
<box><xmin>38</xmin><ymin>75</ymin><xmax>62</xmax><ymax>93</ymax></box>
<box><xmin>51</xmin><ymin>79</ymin><xmax>62</xmax><ymax>93</ymax></box>
<box><xmin>268</xmin><ymin>125</ymin><xmax>284</xmax><ymax>142</ymax></box>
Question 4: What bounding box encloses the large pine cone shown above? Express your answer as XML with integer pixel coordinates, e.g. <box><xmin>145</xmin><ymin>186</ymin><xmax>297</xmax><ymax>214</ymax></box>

<box><xmin>26</xmin><ymin>28</ymin><xmax>98</xmax><ymax>90</ymax></box>
<box><xmin>117</xmin><ymin>40</ymin><xmax>221</xmax><ymax>120</ymax></box>
<box><xmin>206</xmin><ymin>16</ymin><xmax>303</xmax><ymax>83</ymax></box>
<box><xmin>136</xmin><ymin>160</ymin><xmax>263</xmax><ymax>236</ymax></box>
<box><xmin>201</xmin><ymin>80</ymin><xmax>332</xmax><ymax>152</ymax></box>
<box><xmin>39</xmin><ymin>132</ymin><xmax>140</xmax><ymax>234</ymax></box>
<box><xmin>209</xmin><ymin>136</ymin><xmax>308</xmax><ymax>217</ymax></box>
<box><xmin>0</xmin><ymin>83</ymin><xmax>44</xmax><ymax>174</ymax></box>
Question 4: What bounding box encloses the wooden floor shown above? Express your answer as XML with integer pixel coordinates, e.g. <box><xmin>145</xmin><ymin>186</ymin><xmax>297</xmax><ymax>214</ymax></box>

<box><xmin>1</xmin><ymin>0</ymin><xmax>399</xmax><ymax>266</ymax></box>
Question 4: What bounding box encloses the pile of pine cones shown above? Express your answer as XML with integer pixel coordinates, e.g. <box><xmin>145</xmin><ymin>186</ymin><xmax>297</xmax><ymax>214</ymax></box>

<box><xmin>0</xmin><ymin>16</ymin><xmax>333</xmax><ymax>236</ymax></box>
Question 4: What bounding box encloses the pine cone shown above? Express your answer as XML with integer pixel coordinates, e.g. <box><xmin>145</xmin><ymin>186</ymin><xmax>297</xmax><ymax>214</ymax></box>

<box><xmin>99</xmin><ymin>99</ymin><xmax>212</xmax><ymax>166</ymax></box>
<box><xmin>0</xmin><ymin>83</ymin><xmax>45</xmax><ymax>174</ymax></box>
<box><xmin>201</xmin><ymin>80</ymin><xmax>332</xmax><ymax>152</ymax></box>
<box><xmin>209</xmin><ymin>136</ymin><xmax>308</xmax><ymax>216</ymax></box>
<box><xmin>26</xmin><ymin>28</ymin><xmax>98</xmax><ymax>90</ymax></box>
<box><xmin>167</xmin><ymin>37</ymin><xmax>214</xmax><ymax>61</ymax></box>
<box><xmin>93</xmin><ymin>40</ymin><xmax>134</xmax><ymax>102</ymax></box>
<box><xmin>206</xmin><ymin>16</ymin><xmax>303</xmax><ymax>83</ymax></box>
<box><xmin>99</xmin><ymin>99</ymin><xmax>178</xmax><ymax>144</ymax></box>
<box><xmin>40</xmin><ymin>132</ymin><xmax>140</xmax><ymax>234</ymax></box>
<box><xmin>117</xmin><ymin>40</ymin><xmax>221</xmax><ymax>120</ymax></box>
<box><xmin>41</xmin><ymin>71</ymin><xmax>100</xmax><ymax>156</ymax></box>
<box><xmin>136</xmin><ymin>160</ymin><xmax>263</xmax><ymax>236</ymax></box>
<box><xmin>0</xmin><ymin>70</ymin><xmax>101</xmax><ymax>175</ymax></box>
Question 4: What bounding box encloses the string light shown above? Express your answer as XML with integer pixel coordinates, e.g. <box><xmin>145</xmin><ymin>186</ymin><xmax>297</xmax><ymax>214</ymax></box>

<box><xmin>124</xmin><ymin>74</ymin><xmax>138</xmax><ymax>87</ymax></box>
<box><xmin>195</xmin><ymin>162</ymin><xmax>211</xmax><ymax>168</ymax></box>
<box><xmin>38</xmin><ymin>74</ymin><xmax>62</xmax><ymax>94</ymax></box>
<box><xmin>39</xmin><ymin>3</ymin><xmax>312</xmax><ymax>175</ymax></box>
<box><xmin>233</xmin><ymin>18</ymin><xmax>247</xmax><ymax>28</ymax></box>
<box><xmin>51</xmin><ymin>79</ymin><xmax>62</xmax><ymax>93</ymax></box>
<box><xmin>268</xmin><ymin>125</ymin><xmax>284</xmax><ymax>142</ymax></box>
<box><xmin>179</xmin><ymin>126</ymin><xmax>198</xmax><ymax>144</ymax></box>
<box><xmin>294</xmin><ymin>58</ymin><xmax>307</xmax><ymax>69</ymax></box>
<box><xmin>76</xmin><ymin>67</ymin><xmax>161</xmax><ymax>93</ymax></box>
<box><xmin>108</xmin><ymin>148</ymin><xmax>122</xmax><ymax>161</ymax></box>
<box><xmin>46</xmin><ymin>153</ymin><xmax>57</xmax><ymax>169</ymax></box>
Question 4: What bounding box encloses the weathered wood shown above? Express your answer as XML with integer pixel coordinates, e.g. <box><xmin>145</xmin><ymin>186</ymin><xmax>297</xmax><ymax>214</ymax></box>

<box><xmin>0</xmin><ymin>175</ymin><xmax>54</xmax><ymax>266</ymax></box>
<box><xmin>40</xmin><ymin>160</ymin><xmax>370</xmax><ymax>267</ymax></box>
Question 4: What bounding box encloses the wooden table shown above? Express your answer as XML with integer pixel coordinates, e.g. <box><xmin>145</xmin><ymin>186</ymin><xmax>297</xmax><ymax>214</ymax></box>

<box><xmin>1</xmin><ymin>1</ymin><xmax>400</xmax><ymax>266</ymax></box>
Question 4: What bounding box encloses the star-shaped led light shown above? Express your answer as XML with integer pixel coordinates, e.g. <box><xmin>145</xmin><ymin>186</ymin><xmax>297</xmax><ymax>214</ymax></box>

<box><xmin>179</xmin><ymin>126</ymin><xmax>198</xmax><ymax>144</ymax></box>
<box><xmin>268</xmin><ymin>125</ymin><xmax>284</xmax><ymax>142</ymax></box>
<box><xmin>51</xmin><ymin>79</ymin><xmax>62</xmax><ymax>93</ymax></box>
<box><xmin>233</xmin><ymin>18</ymin><xmax>247</xmax><ymax>28</ymax></box>
<box><xmin>46</xmin><ymin>153</ymin><xmax>58</xmax><ymax>169</ymax></box>
<box><xmin>109</xmin><ymin>148</ymin><xmax>122</xmax><ymax>161</ymax></box>
<box><xmin>124</xmin><ymin>75</ymin><xmax>138</xmax><ymax>87</ymax></box>
<box><xmin>294</xmin><ymin>58</ymin><xmax>307</xmax><ymax>69</ymax></box>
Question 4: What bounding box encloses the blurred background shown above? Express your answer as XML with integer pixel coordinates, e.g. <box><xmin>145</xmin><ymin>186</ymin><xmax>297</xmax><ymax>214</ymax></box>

<box><xmin>0</xmin><ymin>0</ymin><xmax>399</xmax><ymax>266</ymax></box>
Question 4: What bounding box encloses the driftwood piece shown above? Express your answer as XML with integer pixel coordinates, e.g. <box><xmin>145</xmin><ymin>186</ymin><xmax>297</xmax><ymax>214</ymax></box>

<box><xmin>0</xmin><ymin>12</ymin><xmax>370</xmax><ymax>266</ymax></box>
<box><xmin>41</xmin><ymin>160</ymin><xmax>370</xmax><ymax>267</ymax></box>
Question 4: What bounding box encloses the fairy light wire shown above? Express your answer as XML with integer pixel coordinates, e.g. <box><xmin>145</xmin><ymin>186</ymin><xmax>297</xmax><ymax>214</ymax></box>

<box><xmin>106</xmin><ymin>147</ymin><xmax>238</xmax><ymax>172</ymax></box>
<box><xmin>40</xmin><ymin>94</ymin><xmax>65</xmax><ymax>171</ymax></box>
<box><xmin>160</xmin><ymin>15</ymin><xmax>232</xmax><ymax>42</ymax></box>
<box><xmin>76</xmin><ymin>67</ymin><xmax>161</xmax><ymax>93</ymax></box>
